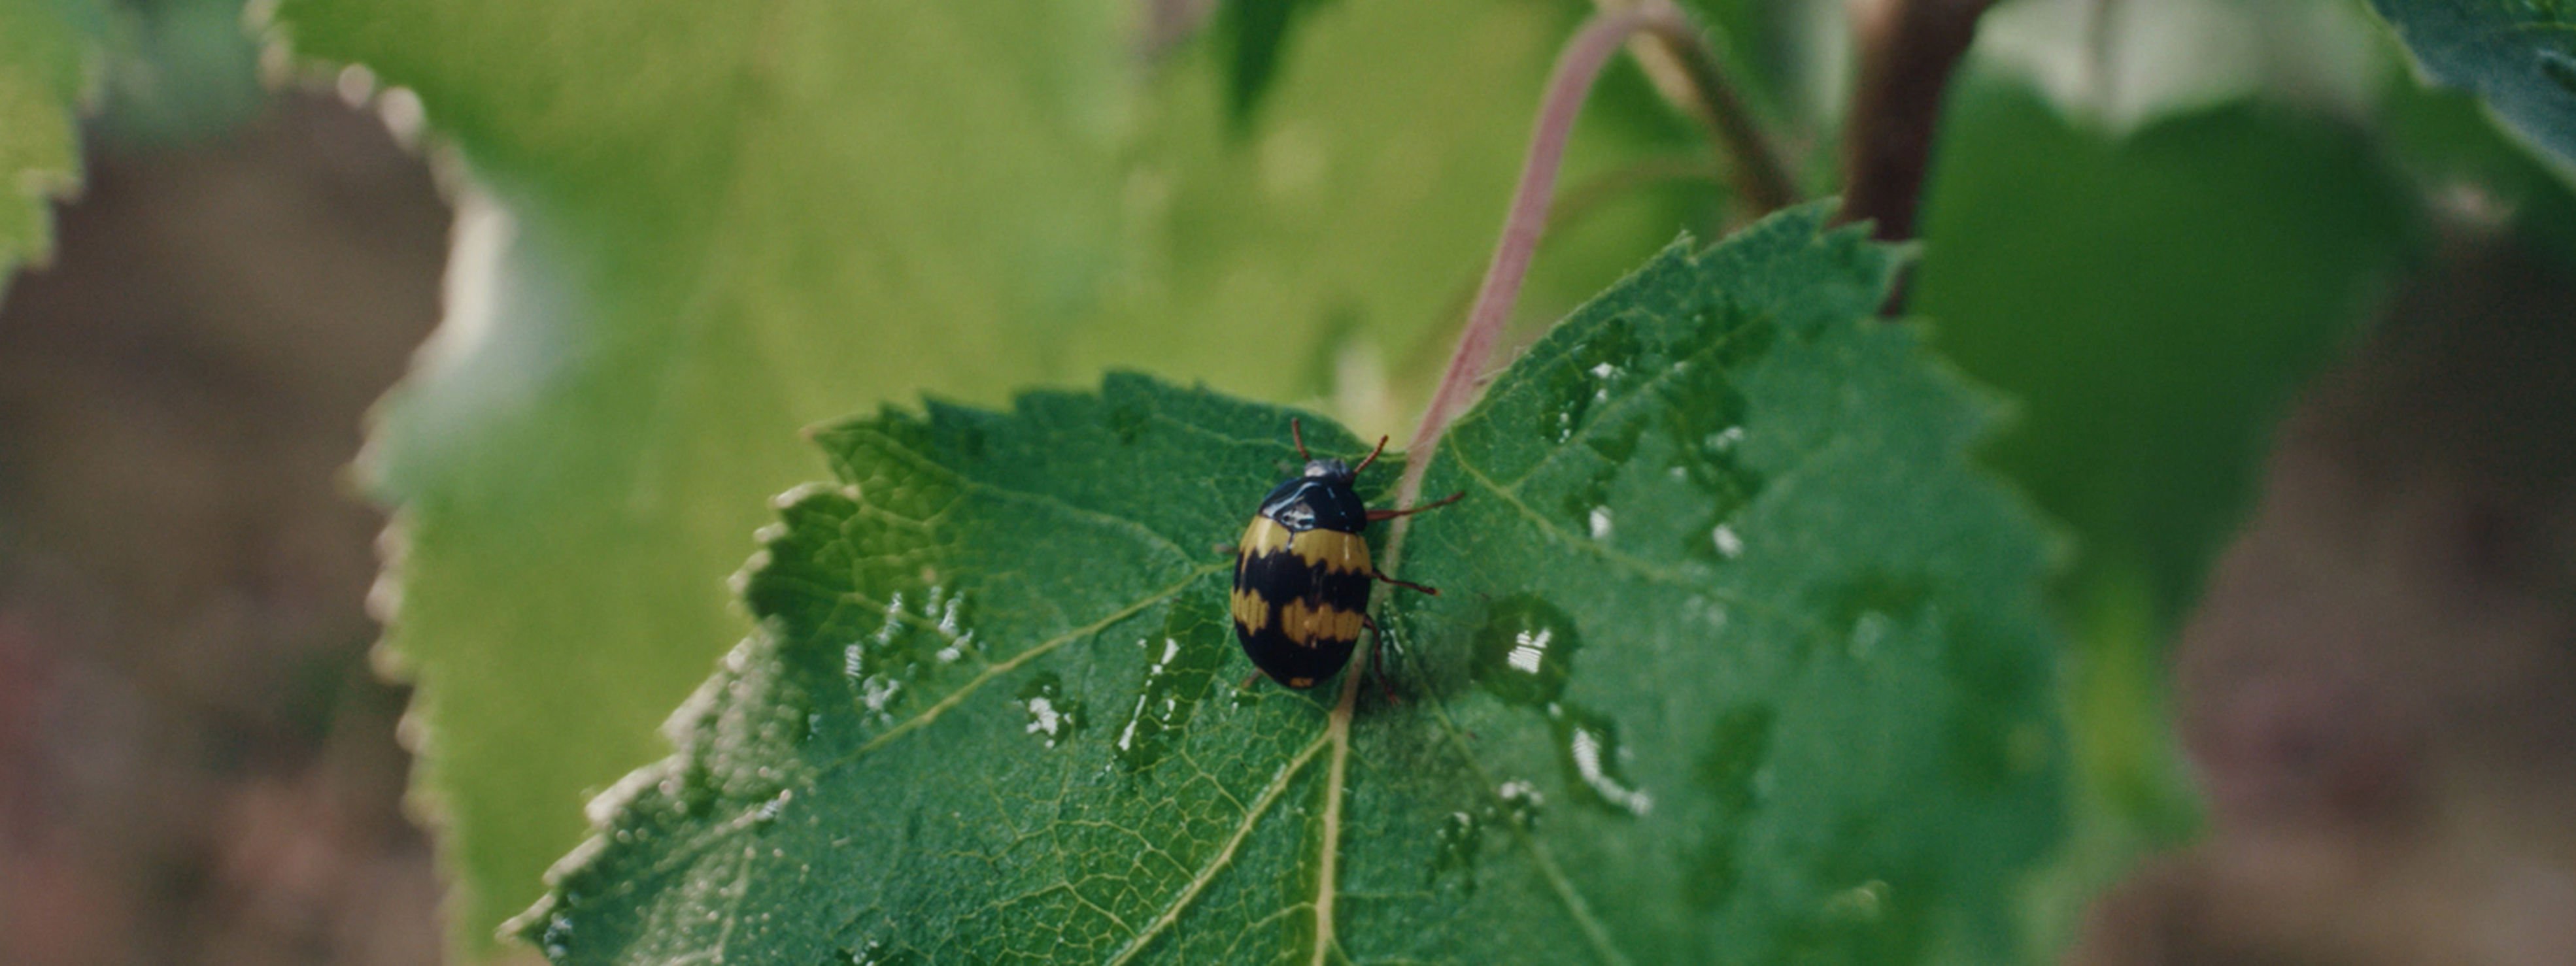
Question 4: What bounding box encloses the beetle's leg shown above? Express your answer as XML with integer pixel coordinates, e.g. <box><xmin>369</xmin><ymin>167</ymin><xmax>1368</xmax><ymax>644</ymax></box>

<box><xmin>1290</xmin><ymin>418</ymin><xmax>1312</xmax><ymax>461</ymax></box>
<box><xmin>1238</xmin><ymin>671</ymin><xmax>1264</xmax><ymax>691</ymax></box>
<box><xmin>1363</xmin><ymin>615</ymin><xmax>1400</xmax><ymax>706</ymax></box>
<box><xmin>1365</xmin><ymin>490</ymin><xmax>1465</xmax><ymax>522</ymax></box>
<box><xmin>1212</xmin><ymin>542</ymin><xmax>1237</xmax><ymax>557</ymax></box>
<box><xmin>1372</xmin><ymin>570</ymin><xmax>1439</xmax><ymax>596</ymax></box>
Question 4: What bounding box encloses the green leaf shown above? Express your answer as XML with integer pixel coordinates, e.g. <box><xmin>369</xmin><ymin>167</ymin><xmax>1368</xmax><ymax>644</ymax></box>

<box><xmin>2375</xmin><ymin>49</ymin><xmax>2576</xmax><ymax>261</ymax></box>
<box><xmin>265</xmin><ymin>0</ymin><xmax>1716</xmax><ymax>954</ymax></box>
<box><xmin>92</xmin><ymin>0</ymin><xmax>267</xmax><ymax>146</ymax></box>
<box><xmin>2367</xmin><ymin>0</ymin><xmax>2576</xmax><ymax>165</ymax></box>
<box><xmin>1908</xmin><ymin>80</ymin><xmax>2418</xmax><ymax>885</ymax></box>
<box><xmin>516</xmin><ymin>204</ymin><xmax>2066</xmax><ymax>963</ymax></box>
<box><xmin>1215</xmin><ymin>0</ymin><xmax>1332</xmax><ymax>125</ymax></box>
<box><xmin>0</xmin><ymin>0</ymin><xmax>95</xmax><ymax>292</ymax></box>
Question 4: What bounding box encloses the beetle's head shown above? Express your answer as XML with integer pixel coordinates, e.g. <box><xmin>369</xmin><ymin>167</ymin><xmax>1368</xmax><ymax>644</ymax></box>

<box><xmin>1302</xmin><ymin>458</ymin><xmax>1355</xmax><ymax>482</ymax></box>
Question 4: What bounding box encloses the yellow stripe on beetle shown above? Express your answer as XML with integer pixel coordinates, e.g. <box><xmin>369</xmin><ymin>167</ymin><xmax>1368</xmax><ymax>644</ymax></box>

<box><xmin>1229</xmin><ymin>586</ymin><xmax>1272</xmax><ymax>633</ymax></box>
<box><xmin>1288</xmin><ymin>528</ymin><xmax>1370</xmax><ymax>575</ymax></box>
<box><xmin>1239</xmin><ymin>517</ymin><xmax>1370</xmax><ymax>575</ymax></box>
<box><xmin>1242</xmin><ymin>516</ymin><xmax>1294</xmax><ymax>556</ymax></box>
<box><xmin>1278</xmin><ymin>598</ymin><xmax>1366</xmax><ymax>648</ymax></box>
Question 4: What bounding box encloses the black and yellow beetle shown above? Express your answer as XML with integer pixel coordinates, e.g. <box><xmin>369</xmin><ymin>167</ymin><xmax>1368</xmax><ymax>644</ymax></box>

<box><xmin>1229</xmin><ymin>419</ymin><xmax>1462</xmax><ymax>690</ymax></box>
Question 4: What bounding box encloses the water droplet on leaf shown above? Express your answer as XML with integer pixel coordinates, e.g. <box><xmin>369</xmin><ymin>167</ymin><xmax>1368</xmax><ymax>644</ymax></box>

<box><xmin>1583</xmin><ymin>412</ymin><xmax>1646</xmax><ymax>465</ymax></box>
<box><xmin>541</xmin><ymin>912</ymin><xmax>575</xmax><ymax>959</ymax></box>
<box><xmin>1471</xmin><ymin>595</ymin><xmax>1582</xmax><ymax>708</ymax></box>
<box><xmin>1821</xmin><ymin>571</ymin><xmax>1931</xmax><ymax>661</ymax></box>
<box><xmin>1496</xmin><ymin>779</ymin><xmax>1546</xmax><ymax>829</ymax></box>
<box><xmin>752</xmin><ymin>789</ymin><xmax>793</xmax><ymax>826</ymax></box>
<box><xmin>2541</xmin><ymin>48</ymin><xmax>2576</xmax><ymax>93</ymax></box>
<box><xmin>1428</xmin><ymin>810</ymin><xmax>1483</xmax><ymax>888</ymax></box>
<box><xmin>837</xmin><ymin>588</ymin><xmax>983</xmax><ymax>723</ymax></box>
<box><xmin>1106</xmin><ymin>396</ymin><xmax>1150</xmax><ymax>444</ymax></box>
<box><xmin>1113</xmin><ymin>599</ymin><xmax>1224</xmax><ymax>772</ymax></box>
<box><xmin>1016</xmin><ymin>672</ymin><xmax>1087</xmax><ymax>748</ymax></box>
<box><xmin>848</xmin><ymin>939</ymin><xmax>921</xmax><ymax>966</ymax></box>
<box><xmin>1821</xmin><ymin>880</ymin><xmax>1890</xmax><ymax>922</ymax></box>
<box><xmin>1699</xmin><ymin>706</ymin><xmax>1776</xmax><ymax>813</ymax></box>
<box><xmin>1552</xmin><ymin>704</ymin><xmax>1652</xmax><ymax>816</ymax></box>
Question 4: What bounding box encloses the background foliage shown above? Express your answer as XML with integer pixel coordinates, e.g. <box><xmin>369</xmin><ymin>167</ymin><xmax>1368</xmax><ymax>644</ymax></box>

<box><xmin>2369</xmin><ymin>0</ymin><xmax>2576</xmax><ymax>163</ymax></box>
<box><xmin>1911</xmin><ymin>76</ymin><xmax>2421</xmax><ymax>856</ymax></box>
<box><xmin>5</xmin><ymin>0</ymin><xmax>2575</xmax><ymax>961</ymax></box>
<box><xmin>0</xmin><ymin>0</ymin><xmax>93</xmax><ymax>292</ymax></box>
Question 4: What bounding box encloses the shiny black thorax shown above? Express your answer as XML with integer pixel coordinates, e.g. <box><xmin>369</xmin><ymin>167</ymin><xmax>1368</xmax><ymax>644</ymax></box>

<box><xmin>1255</xmin><ymin>472</ymin><xmax>1368</xmax><ymax>533</ymax></box>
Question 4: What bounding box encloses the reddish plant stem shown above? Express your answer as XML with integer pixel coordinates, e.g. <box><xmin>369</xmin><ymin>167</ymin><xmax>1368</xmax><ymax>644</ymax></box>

<box><xmin>1395</xmin><ymin>155</ymin><xmax>1723</xmax><ymax>386</ymax></box>
<box><xmin>1320</xmin><ymin>14</ymin><xmax>1695</xmax><ymax>930</ymax></box>
<box><xmin>1392</xmin><ymin>5</ymin><xmax>1675</xmax><ymax>514</ymax></box>
<box><xmin>1835</xmin><ymin>0</ymin><xmax>1999</xmax><ymax>242</ymax></box>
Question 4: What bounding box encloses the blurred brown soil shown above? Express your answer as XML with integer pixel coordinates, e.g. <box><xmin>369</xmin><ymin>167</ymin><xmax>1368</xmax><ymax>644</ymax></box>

<box><xmin>0</xmin><ymin>95</ymin><xmax>449</xmax><ymax>965</ymax></box>
<box><xmin>2072</xmin><ymin>236</ymin><xmax>2576</xmax><ymax>965</ymax></box>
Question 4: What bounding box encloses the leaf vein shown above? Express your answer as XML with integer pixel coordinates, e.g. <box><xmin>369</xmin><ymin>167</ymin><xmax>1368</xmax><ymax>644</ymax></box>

<box><xmin>1104</xmin><ymin>731</ymin><xmax>1333</xmax><ymax>966</ymax></box>
<box><xmin>1413</xmin><ymin>687</ymin><xmax>1633</xmax><ymax>966</ymax></box>
<box><xmin>826</xmin><ymin>563</ymin><xmax>1226</xmax><ymax>770</ymax></box>
<box><xmin>1442</xmin><ymin>445</ymin><xmax>1841</xmax><ymax>648</ymax></box>
<box><xmin>845</xmin><ymin>423</ymin><xmax>1204</xmax><ymax>564</ymax></box>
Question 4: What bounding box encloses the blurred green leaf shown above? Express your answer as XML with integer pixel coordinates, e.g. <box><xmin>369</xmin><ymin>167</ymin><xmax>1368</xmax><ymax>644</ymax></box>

<box><xmin>515</xmin><ymin>204</ymin><xmax>2064</xmax><ymax>965</ymax></box>
<box><xmin>2367</xmin><ymin>0</ymin><xmax>2576</xmax><ymax>165</ymax></box>
<box><xmin>0</xmin><ymin>0</ymin><xmax>95</xmax><ymax>293</ymax></box>
<box><xmin>93</xmin><ymin>0</ymin><xmax>265</xmax><ymax>146</ymax></box>
<box><xmin>1215</xmin><ymin>0</ymin><xmax>1331</xmax><ymax>125</ymax></box>
<box><xmin>265</xmin><ymin>0</ymin><xmax>1715</xmax><ymax>955</ymax></box>
<box><xmin>1910</xmin><ymin>80</ymin><xmax>2418</xmax><ymax>867</ymax></box>
<box><xmin>2375</xmin><ymin>56</ymin><xmax>2576</xmax><ymax>259</ymax></box>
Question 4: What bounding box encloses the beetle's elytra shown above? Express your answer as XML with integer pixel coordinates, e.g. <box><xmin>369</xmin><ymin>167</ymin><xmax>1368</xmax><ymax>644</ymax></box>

<box><xmin>1229</xmin><ymin>420</ymin><xmax>1461</xmax><ymax>690</ymax></box>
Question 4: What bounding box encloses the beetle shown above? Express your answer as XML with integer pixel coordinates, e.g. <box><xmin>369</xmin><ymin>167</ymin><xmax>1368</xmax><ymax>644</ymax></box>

<box><xmin>1229</xmin><ymin>418</ymin><xmax>1463</xmax><ymax>691</ymax></box>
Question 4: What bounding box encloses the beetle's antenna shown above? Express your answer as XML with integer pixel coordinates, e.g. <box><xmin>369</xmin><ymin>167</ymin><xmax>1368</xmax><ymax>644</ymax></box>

<box><xmin>1291</xmin><ymin>418</ymin><xmax>1312</xmax><ymax>461</ymax></box>
<box><xmin>1351</xmin><ymin>435</ymin><xmax>1390</xmax><ymax>476</ymax></box>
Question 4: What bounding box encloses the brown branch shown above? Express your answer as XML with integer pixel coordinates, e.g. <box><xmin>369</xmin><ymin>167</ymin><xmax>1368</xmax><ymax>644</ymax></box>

<box><xmin>1594</xmin><ymin>0</ymin><xmax>1801</xmax><ymax>218</ymax></box>
<box><xmin>1835</xmin><ymin>0</ymin><xmax>2000</xmax><ymax>241</ymax></box>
